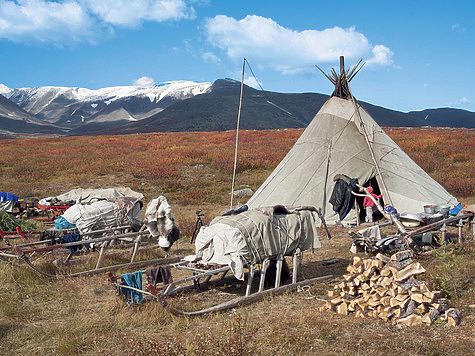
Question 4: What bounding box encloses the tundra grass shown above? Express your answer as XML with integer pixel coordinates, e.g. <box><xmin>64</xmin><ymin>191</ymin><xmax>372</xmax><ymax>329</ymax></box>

<box><xmin>0</xmin><ymin>128</ymin><xmax>473</xmax><ymax>355</ymax></box>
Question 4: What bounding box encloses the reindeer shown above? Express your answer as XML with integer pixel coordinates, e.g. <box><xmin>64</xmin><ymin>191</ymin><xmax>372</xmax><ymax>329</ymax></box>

<box><xmin>143</xmin><ymin>196</ymin><xmax>180</xmax><ymax>254</ymax></box>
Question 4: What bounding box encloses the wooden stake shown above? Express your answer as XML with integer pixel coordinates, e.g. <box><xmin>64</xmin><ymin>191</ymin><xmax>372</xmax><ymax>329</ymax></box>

<box><xmin>246</xmin><ymin>264</ymin><xmax>255</xmax><ymax>296</ymax></box>
<box><xmin>355</xmin><ymin>199</ymin><xmax>360</xmax><ymax>226</ymax></box>
<box><xmin>457</xmin><ymin>219</ymin><xmax>463</xmax><ymax>244</ymax></box>
<box><xmin>95</xmin><ymin>240</ymin><xmax>109</xmax><ymax>269</ymax></box>
<box><xmin>258</xmin><ymin>258</ymin><xmax>269</xmax><ymax>292</ymax></box>
<box><xmin>292</xmin><ymin>251</ymin><xmax>299</xmax><ymax>284</ymax></box>
<box><xmin>275</xmin><ymin>256</ymin><xmax>283</xmax><ymax>288</ymax></box>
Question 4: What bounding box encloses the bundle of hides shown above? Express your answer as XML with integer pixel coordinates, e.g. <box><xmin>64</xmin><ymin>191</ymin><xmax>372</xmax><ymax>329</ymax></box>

<box><xmin>186</xmin><ymin>206</ymin><xmax>321</xmax><ymax>280</ymax></box>
<box><xmin>60</xmin><ymin>197</ymin><xmax>142</xmax><ymax>237</ymax></box>
<box><xmin>143</xmin><ymin>196</ymin><xmax>180</xmax><ymax>250</ymax></box>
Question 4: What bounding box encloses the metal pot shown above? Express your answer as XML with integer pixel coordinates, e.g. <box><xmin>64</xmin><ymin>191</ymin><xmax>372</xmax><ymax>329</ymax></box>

<box><xmin>424</xmin><ymin>205</ymin><xmax>438</xmax><ymax>214</ymax></box>
<box><xmin>437</xmin><ymin>205</ymin><xmax>451</xmax><ymax>218</ymax></box>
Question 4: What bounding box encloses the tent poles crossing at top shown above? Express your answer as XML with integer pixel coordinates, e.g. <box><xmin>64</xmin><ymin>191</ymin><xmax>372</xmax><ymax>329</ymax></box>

<box><xmin>230</xmin><ymin>57</ymin><xmax>246</xmax><ymax>210</ymax></box>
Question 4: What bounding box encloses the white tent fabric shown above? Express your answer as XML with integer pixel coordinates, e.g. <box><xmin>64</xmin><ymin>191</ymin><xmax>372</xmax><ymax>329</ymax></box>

<box><xmin>247</xmin><ymin>96</ymin><xmax>458</xmax><ymax>225</ymax></box>
<box><xmin>39</xmin><ymin>187</ymin><xmax>144</xmax><ymax>206</ymax></box>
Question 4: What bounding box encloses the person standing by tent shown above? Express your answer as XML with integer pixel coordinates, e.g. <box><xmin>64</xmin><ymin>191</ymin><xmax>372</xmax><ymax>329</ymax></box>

<box><xmin>363</xmin><ymin>186</ymin><xmax>382</xmax><ymax>222</ymax></box>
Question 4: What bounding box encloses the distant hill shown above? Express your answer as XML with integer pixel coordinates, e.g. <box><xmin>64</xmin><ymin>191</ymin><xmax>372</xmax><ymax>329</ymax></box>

<box><xmin>0</xmin><ymin>94</ymin><xmax>63</xmax><ymax>138</ymax></box>
<box><xmin>1</xmin><ymin>79</ymin><xmax>473</xmax><ymax>138</ymax></box>
<box><xmin>101</xmin><ymin>79</ymin><xmax>429</xmax><ymax>135</ymax></box>
<box><xmin>409</xmin><ymin>108</ymin><xmax>475</xmax><ymax>128</ymax></box>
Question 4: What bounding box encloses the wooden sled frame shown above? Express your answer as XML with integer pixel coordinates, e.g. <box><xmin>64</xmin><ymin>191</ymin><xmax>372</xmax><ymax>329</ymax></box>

<box><xmin>0</xmin><ymin>224</ymin><xmax>179</xmax><ymax>278</ymax></box>
<box><xmin>108</xmin><ymin>250</ymin><xmax>333</xmax><ymax>316</ymax></box>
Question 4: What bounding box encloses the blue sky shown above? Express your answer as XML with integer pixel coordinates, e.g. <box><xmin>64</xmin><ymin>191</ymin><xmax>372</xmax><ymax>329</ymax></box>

<box><xmin>0</xmin><ymin>0</ymin><xmax>473</xmax><ymax>112</ymax></box>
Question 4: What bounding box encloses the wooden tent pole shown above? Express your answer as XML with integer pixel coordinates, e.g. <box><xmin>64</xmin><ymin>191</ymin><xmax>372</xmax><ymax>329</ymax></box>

<box><xmin>230</xmin><ymin>58</ymin><xmax>246</xmax><ymax>210</ymax></box>
<box><xmin>321</xmin><ymin>140</ymin><xmax>332</xmax><ymax>217</ymax></box>
<box><xmin>346</xmin><ymin>83</ymin><xmax>394</xmax><ymax>206</ymax></box>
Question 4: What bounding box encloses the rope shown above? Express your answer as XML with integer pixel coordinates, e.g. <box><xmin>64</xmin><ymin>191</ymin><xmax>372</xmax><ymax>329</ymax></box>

<box><xmin>245</xmin><ymin>60</ymin><xmax>309</xmax><ymax>127</ymax></box>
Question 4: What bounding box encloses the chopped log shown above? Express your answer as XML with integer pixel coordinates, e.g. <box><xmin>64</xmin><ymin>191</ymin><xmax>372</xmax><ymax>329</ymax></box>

<box><xmin>391</xmin><ymin>250</ymin><xmax>414</xmax><ymax>262</ymax></box>
<box><xmin>353</xmin><ymin>256</ymin><xmax>363</xmax><ymax>267</ymax></box>
<box><xmin>416</xmin><ymin>303</ymin><xmax>428</xmax><ymax>315</ymax></box>
<box><xmin>422</xmin><ymin>308</ymin><xmax>440</xmax><ymax>325</ymax></box>
<box><xmin>376</xmin><ymin>252</ymin><xmax>390</xmax><ymax>263</ymax></box>
<box><xmin>388</xmin><ymin>259</ymin><xmax>413</xmax><ymax>274</ymax></box>
<box><xmin>355</xmin><ymin>309</ymin><xmax>366</xmax><ymax>318</ymax></box>
<box><xmin>372</xmin><ymin>259</ymin><xmax>384</xmax><ymax>269</ymax></box>
<box><xmin>380</xmin><ymin>296</ymin><xmax>391</xmax><ymax>306</ymax></box>
<box><xmin>363</xmin><ymin>266</ymin><xmax>378</xmax><ymax>279</ymax></box>
<box><xmin>328</xmin><ymin>290</ymin><xmax>337</xmax><ymax>298</ymax></box>
<box><xmin>419</xmin><ymin>282</ymin><xmax>430</xmax><ymax>294</ymax></box>
<box><xmin>331</xmin><ymin>297</ymin><xmax>343</xmax><ymax>305</ymax></box>
<box><xmin>410</xmin><ymin>293</ymin><xmax>424</xmax><ymax>304</ymax></box>
<box><xmin>394</xmin><ymin>263</ymin><xmax>426</xmax><ymax>282</ymax></box>
<box><xmin>398</xmin><ymin>314</ymin><xmax>423</xmax><ymax>326</ymax></box>
<box><xmin>380</xmin><ymin>265</ymin><xmax>391</xmax><ymax>277</ymax></box>
<box><xmin>445</xmin><ymin>308</ymin><xmax>462</xmax><ymax>327</ymax></box>
<box><xmin>400</xmin><ymin>300</ymin><xmax>416</xmax><ymax>318</ymax></box>
<box><xmin>423</xmin><ymin>290</ymin><xmax>441</xmax><ymax>304</ymax></box>
<box><xmin>337</xmin><ymin>302</ymin><xmax>349</xmax><ymax>315</ymax></box>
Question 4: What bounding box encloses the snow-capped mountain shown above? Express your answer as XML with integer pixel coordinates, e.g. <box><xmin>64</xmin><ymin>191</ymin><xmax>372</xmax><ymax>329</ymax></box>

<box><xmin>2</xmin><ymin>81</ymin><xmax>212</xmax><ymax>130</ymax></box>
<box><xmin>0</xmin><ymin>91</ymin><xmax>63</xmax><ymax>138</ymax></box>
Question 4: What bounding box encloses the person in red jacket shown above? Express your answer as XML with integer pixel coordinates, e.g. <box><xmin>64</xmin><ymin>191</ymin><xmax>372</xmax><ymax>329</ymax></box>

<box><xmin>363</xmin><ymin>186</ymin><xmax>382</xmax><ymax>222</ymax></box>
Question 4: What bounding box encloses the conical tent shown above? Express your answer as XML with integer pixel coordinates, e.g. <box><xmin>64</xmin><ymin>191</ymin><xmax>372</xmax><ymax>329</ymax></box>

<box><xmin>247</xmin><ymin>58</ymin><xmax>458</xmax><ymax>225</ymax></box>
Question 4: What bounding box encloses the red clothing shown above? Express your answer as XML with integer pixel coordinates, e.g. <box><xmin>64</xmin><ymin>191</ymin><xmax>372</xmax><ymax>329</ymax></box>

<box><xmin>363</xmin><ymin>186</ymin><xmax>382</xmax><ymax>207</ymax></box>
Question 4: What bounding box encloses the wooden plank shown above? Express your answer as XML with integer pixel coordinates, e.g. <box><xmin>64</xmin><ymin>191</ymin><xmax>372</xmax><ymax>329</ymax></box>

<box><xmin>167</xmin><ymin>275</ymin><xmax>333</xmax><ymax>317</ymax></box>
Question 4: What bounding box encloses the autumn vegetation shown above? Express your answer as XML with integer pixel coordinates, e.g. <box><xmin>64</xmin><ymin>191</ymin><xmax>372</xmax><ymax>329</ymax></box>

<box><xmin>0</xmin><ymin>127</ymin><xmax>474</xmax><ymax>355</ymax></box>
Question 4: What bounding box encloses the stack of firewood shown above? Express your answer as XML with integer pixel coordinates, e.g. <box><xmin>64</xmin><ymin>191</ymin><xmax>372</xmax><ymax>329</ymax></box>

<box><xmin>320</xmin><ymin>250</ymin><xmax>461</xmax><ymax>326</ymax></box>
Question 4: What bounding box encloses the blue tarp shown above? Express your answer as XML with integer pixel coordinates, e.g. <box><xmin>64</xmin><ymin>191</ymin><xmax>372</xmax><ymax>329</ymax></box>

<box><xmin>0</xmin><ymin>192</ymin><xmax>18</xmax><ymax>202</ymax></box>
<box><xmin>55</xmin><ymin>216</ymin><xmax>76</xmax><ymax>230</ymax></box>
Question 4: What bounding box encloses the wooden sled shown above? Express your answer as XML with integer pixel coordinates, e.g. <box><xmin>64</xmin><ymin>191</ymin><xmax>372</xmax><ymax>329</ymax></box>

<box><xmin>0</xmin><ymin>224</ymin><xmax>179</xmax><ymax>278</ymax></box>
<box><xmin>108</xmin><ymin>252</ymin><xmax>333</xmax><ymax>316</ymax></box>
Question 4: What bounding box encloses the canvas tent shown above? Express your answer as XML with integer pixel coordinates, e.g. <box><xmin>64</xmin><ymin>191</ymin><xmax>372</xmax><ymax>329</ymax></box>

<box><xmin>247</xmin><ymin>57</ymin><xmax>458</xmax><ymax>225</ymax></box>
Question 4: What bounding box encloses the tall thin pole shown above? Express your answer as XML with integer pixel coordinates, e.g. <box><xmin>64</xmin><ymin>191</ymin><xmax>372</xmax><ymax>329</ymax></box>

<box><xmin>346</xmin><ymin>76</ymin><xmax>393</xmax><ymax>206</ymax></box>
<box><xmin>230</xmin><ymin>58</ymin><xmax>246</xmax><ymax>210</ymax></box>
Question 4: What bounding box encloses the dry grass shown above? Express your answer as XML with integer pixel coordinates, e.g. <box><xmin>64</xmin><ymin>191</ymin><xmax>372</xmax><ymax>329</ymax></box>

<box><xmin>0</xmin><ymin>128</ymin><xmax>474</xmax><ymax>355</ymax></box>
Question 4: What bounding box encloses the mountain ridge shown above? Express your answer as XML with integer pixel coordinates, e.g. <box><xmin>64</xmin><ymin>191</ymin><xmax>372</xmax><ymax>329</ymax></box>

<box><xmin>1</xmin><ymin>79</ymin><xmax>473</xmax><ymax>138</ymax></box>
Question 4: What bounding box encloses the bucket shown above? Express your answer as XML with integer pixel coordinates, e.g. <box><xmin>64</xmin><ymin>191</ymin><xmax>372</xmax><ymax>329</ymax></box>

<box><xmin>424</xmin><ymin>205</ymin><xmax>438</xmax><ymax>214</ymax></box>
<box><xmin>438</xmin><ymin>205</ymin><xmax>450</xmax><ymax>218</ymax></box>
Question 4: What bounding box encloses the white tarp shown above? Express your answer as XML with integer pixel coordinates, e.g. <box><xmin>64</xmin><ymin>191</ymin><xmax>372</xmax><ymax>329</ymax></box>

<box><xmin>61</xmin><ymin>198</ymin><xmax>142</xmax><ymax>235</ymax></box>
<box><xmin>0</xmin><ymin>201</ymin><xmax>14</xmax><ymax>213</ymax></box>
<box><xmin>39</xmin><ymin>187</ymin><xmax>144</xmax><ymax>206</ymax></box>
<box><xmin>185</xmin><ymin>223</ymin><xmax>249</xmax><ymax>280</ymax></box>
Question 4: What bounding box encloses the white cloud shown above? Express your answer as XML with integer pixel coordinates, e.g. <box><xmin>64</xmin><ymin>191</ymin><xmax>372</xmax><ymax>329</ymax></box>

<box><xmin>80</xmin><ymin>0</ymin><xmax>195</xmax><ymax>27</ymax></box>
<box><xmin>134</xmin><ymin>76</ymin><xmax>155</xmax><ymax>87</ymax></box>
<box><xmin>0</xmin><ymin>0</ymin><xmax>195</xmax><ymax>43</ymax></box>
<box><xmin>0</xmin><ymin>0</ymin><xmax>98</xmax><ymax>43</ymax></box>
<box><xmin>244</xmin><ymin>75</ymin><xmax>261</xmax><ymax>89</ymax></box>
<box><xmin>204</xmin><ymin>15</ymin><xmax>394</xmax><ymax>74</ymax></box>
<box><xmin>202</xmin><ymin>51</ymin><xmax>221</xmax><ymax>63</ymax></box>
<box><xmin>448</xmin><ymin>97</ymin><xmax>470</xmax><ymax>107</ymax></box>
<box><xmin>366</xmin><ymin>45</ymin><xmax>393</xmax><ymax>66</ymax></box>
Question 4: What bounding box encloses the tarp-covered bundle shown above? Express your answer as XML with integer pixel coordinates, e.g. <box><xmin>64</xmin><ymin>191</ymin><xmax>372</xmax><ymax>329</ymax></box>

<box><xmin>247</xmin><ymin>59</ymin><xmax>458</xmax><ymax>226</ymax></box>
<box><xmin>39</xmin><ymin>187</ymin><xmax>143</xmax><ymax>206</ymax></box>
<box><xmin>54</xmin><ymin>188</ymin><xmax>143</xmax><ymax>235</ymax></box>
<box><xmin>0</xmin><ymin>192</ymin><xmax>19</xmax><ymax>213</ymax></box>
<box><xmin>187</xmin><ymin>207</ymin><xmax>321</xmax><ymax>280</ymax></box>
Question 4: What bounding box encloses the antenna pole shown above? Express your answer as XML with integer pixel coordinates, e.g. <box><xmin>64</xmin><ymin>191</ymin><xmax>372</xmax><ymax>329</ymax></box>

<box><xmin>230</xmin><ymin>58</ymin><xmax>246</xmax><ymax>210</ymax></box>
